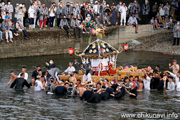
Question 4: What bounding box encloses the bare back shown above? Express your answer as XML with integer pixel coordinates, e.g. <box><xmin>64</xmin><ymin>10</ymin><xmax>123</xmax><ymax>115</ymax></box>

<box><xmin>78</xmin><ymin>87</ymin><xmax>86</xmax><ymax>97</ymax></box>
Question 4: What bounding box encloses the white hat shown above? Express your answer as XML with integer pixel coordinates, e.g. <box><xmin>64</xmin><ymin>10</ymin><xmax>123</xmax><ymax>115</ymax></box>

<box><xmin>16</xmin><ymin>3</ymin><xmax>19</xmax><ymax>6</ymax></box>
<box><xmin>87</xmin><ymin>14</ymin><xmax>90</xmax><ymax>17</ymax></box>
<box><xmin>19</xmin><ymin>4</ymin><xmax>23</xmax><ymax>7</ymax></box>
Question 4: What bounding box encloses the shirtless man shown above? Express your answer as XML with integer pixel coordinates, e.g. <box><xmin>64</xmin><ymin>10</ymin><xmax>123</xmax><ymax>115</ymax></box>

<box><xmin>7</xmin><ymin>71</ymin><xmax>18</xmax><ymax>85</ymax></box>
<box><xmin>77</xmin><ymin>82</ymin><xmax>86</xmax><ymax>97</ymax></box>
<box><xmin>69</xmin><ymin>73</ymin><xmax>77</xmax><ymax>84</ymax></box>
<box><xmin>169</xmin><ymin>60</ymin><xmax>179</xmax><ymax>74</ymax></box>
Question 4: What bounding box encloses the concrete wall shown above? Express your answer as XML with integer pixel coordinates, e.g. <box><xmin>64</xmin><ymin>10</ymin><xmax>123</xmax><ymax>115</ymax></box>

<box><xmin>0</xmin><ymin>29</ymin><xmax>90</xmax><ymax>58</ymax></box>
<box><xmin>0</xmin><ymin>27</ymin><xmax>116</xmax><ymax>59</ymax></box>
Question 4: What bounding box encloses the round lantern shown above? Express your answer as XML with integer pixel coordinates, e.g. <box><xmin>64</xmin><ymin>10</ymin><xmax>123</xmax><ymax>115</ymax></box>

<box><xmin>69</xmin><ymin>47</ymin><xmax>74</xmax><ymax>55</ymax></box>
<box><xmin>124</xmin><ymin>43</ymin><xmax>128</xmax><ymax>51</ymax></box>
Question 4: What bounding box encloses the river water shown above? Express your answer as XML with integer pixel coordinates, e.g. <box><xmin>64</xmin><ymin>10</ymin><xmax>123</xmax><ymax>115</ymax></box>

<box><xmin>0</xmin><ymin>51</ymin><xmax>180</xmax><ymax>119</ymax></box>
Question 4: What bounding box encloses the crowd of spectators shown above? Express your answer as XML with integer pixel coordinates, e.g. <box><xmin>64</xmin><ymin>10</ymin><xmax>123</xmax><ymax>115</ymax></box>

<box><xmin>150</xmin><ymin>1</ymin><xmax>179</xmax><ymax>30</ymax></box>
<box><xmin>0</xmin><ymin>0</ymin><xmax>179</xmax><ymax>42</ymax></box>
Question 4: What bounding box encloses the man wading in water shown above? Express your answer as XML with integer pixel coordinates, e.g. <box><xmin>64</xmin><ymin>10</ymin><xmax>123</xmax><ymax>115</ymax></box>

<box><xmin>7</xmin><ymin>71</ymin><xmax>18</xmax><ymax>85</ymax></box>
<box><xmin>10</xmin><ymin>73</ymin><xmax>30</xmax><ymax>90</ymax></box>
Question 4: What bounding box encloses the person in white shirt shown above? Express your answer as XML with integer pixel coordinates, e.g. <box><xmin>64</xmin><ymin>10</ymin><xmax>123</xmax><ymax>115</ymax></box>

<box><xmin>34</xmin><ymin>76</ymin><xmax>44</xmax><ymax>91</ymax></box>
<box><xmin>49</xmin><ymin>2</ymin><xmax>56</xmax><ymax>29</ymax></box>
<box><xmin>167</xmin><ymin>71</ymin><xmax>179</xmax><ymax>85</ymax></box>
<box><xmin>176</xmin><ymin>80</ymin><xmax>180</xmax><ymax>91</ymax></box>
<box><xmin>17</xmin><ymin>4</ymin><xmax>24</xmax><ymax>25</ymax></box>
<box><xmin>159</xmin><ymin>4</ymin><xmax>165</xmax><ymax>17</ymax></box>
<box><xmin>63</xmin><ymin>62</ymin><xmax>76</xmax><ymax>75</ymax></box>
<box><xmin>93</xmin><ymin>1</ymin><xmax>100</xmax><ymax>16</ymax></box>
<box><xmin>164</xmin><ymin>2</ymin><xmax>170</xmax><ymax>16</ymax></box>
<box><xmin>7</xmin><ymin>1</ymin><xmax>13</xmax><ymax>20</ymax></box>
<box><xmin>120</xmin><ymin>3</ymin><xmax>127</xmax><ymax>26</ymax></box>
<box><xmin>116</xmin><ymin>2</ymin><xmax>123</xmax><ymax>25</ymax></box>
<box><xmin>128</xmin><ymin>14</ymin><xmax>138</xmax><ymax>33</ymax></box>
<box><xmin>143</xmin><ymin>75</ymin><xmax>151</xmax><ymax>90</ymax></box>
<box><xmin>28</xmin><ymin>4</ymin><xmax>35</xmax><ymax>30</ymax></box>
<box><xmin>18</xmin><ymin>67</ymin><xmax>28</xmax><ymax>80</ymax></box>
<box><xmin>167</xmin><ymin>76</ymin><xmax>175</xmax><ymax>91</ymax></box>
<box><xmin>82</xmin><ymin>68</ymin><xmax>92</xmax><ymax>83</ymax></box>
<box><xmin>1</xmin><ymin>1</ymin><xmax>6</xmax><ymax>20</ymax></box>
<box><xmin>14</xmin><ymin>3</ymin><xmax>19</xmax><ymax>25</ymax></box>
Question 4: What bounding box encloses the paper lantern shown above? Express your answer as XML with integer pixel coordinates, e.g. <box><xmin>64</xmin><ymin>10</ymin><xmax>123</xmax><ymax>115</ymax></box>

<box><xmin>124</xmin><ymin>44</ymin><xmax>128</xmax><ymax>51</ymax></box>
<box><xmin>69</xmin><ymin>48</ymin><xmax>74</xmax><ymax>55</ymax></box>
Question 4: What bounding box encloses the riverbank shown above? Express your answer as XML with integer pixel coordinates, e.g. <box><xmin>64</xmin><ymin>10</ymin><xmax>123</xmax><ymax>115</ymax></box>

<box><xmin>0</xmin><ymin>26</ymin><xmax>118</xmax><ymax>59</ymax></box>
<box><xmin>130</xmin><ymin>31</ymin><xmax>180</xmax><ymax>55</ymax></box>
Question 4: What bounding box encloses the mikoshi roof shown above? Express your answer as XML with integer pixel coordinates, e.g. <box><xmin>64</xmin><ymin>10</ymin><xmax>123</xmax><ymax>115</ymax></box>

<box><xmin>79</xmin><ymin>39</ymin><xmax>119</xmax><ymax>59</ymax></box>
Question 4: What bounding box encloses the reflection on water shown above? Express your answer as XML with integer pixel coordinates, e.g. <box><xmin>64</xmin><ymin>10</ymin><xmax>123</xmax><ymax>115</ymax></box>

<box><xmin>0</xmin><ymin>51</ymin><xmax>180</xmax><ymax>119</ymax></box>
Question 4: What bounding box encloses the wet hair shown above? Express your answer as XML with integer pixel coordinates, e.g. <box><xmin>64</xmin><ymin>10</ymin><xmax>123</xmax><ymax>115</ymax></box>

<box><xmin>97</xmin><ymin>82</ymin><xmax>101</xmax><ymax>86</ymax></box>
<box><xmin>77</xmin><ymin>79</ymin><xmax>81</xmax><ymax>82</ymax></box>
<box><xmin>64</xmin><ymin>83</ymin><xmax>69</xmax><ymax>86</ymax></box>
<box><xmin>102</xmin><ymin>86</ymin><xmax>106</xmax><ymax>91</ymax></box>
<box><xmin>153</xmin><ymin>70</ymin><xmax>158</xmax><ymax>74</ymax></box>
<box><xmin>156</xmin><ymin>65</ymin><xmax>160</xmax><ymax>68</ymax></box>
<box><xmin>42</xmin><ymin>71</ymin><xmax>46</xmax><ymax>76</ymax></box>
<box><xmin>149</xmin><ymin>73</ymin><xmax>153</xmax><ymax>76</ymax></box>
<box><xmin>22</xmin><ymin>66</ymin><xmax>26</xmax><ymax>69</ymax></box>
<box><xmin>129</xmin><ymin>75</ymin><xmax>133</xmax><ymax>78</ymax></box>
<box><xmin>123</xmin><ymin>76</ymin><xmax>129</xmax><ymax>82</ymax></box>
<box><xmin>168</xmin><ymin>76</ymin><xmax>173</xmax><ymax>80</ymax></box>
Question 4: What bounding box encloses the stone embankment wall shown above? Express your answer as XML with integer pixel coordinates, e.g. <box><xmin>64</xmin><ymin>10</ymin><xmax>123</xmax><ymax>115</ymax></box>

<box><xmin>0</xmin><ymin>27</ymin><xmax>115</xmax><ymax>59</ymax></box>
<box><xmin>0</xmin><ymin>29</ymin><xmax>89</xmax><ymax>58</ymax></box>
<box><xmin>0</xmin><ymin>25</ymin><xmax>172</xmax><ymax>59</ymax></box>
